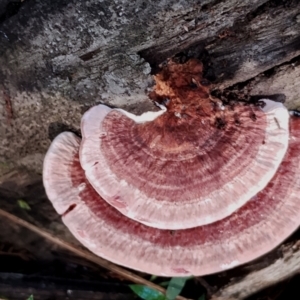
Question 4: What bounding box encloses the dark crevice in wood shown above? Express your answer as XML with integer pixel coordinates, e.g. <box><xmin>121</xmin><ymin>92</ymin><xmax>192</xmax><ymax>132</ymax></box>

<box><xmin>48</xmin><ymin>122</ymin><xmax>81</xmax><ymax>141</ymax></box>
<box><xmin>245</xmin><ymin>0</ymin><xmax>298</xmax><ymax>23</ymax></box>
<box><xmin>0</xmin><ymin>0</ymin><xmax>27</xmax><ymax>25</ymax></box>
<box><xmin>138</xmin><ymin>41</ymin><xmax>218</xmax><ymax>84</ymax></box>
<box><xmin>199</xmin><ymin>0</ymin><xmax>225</xmax><ymax>12</ymax></box>
<box><xmin>208</xmin><ymin>0</ymin><xmax>300</xmax><ymax>84</ymax></box>
<box><xmin>139</xmin><ymin>1</ymin><xmax>297</xmax><ymax>83</ymax></box>
<box><xmin>212</xmin><ymin>53</ymin><xmax>300</xmax><ymax>105</ymax></box>
<box><xmin>250</xmin><ymin>94</ymin><xmax>286</xmax><ymax>103</ymax></box>
<box><xmin>79</xmin><ymin>48</ymin><xmax>102</xmax><ymax>61</ymax></box>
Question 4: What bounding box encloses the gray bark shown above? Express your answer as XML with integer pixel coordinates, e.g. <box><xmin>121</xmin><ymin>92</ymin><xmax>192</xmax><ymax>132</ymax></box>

<box><xmin>1</xmin><ymin>0</ymin><xmax>300</xmax><ymax>298</ymax></box>
<box><xmin>211</xmin><ymin>240</ymin><xmax>300</xmax><ymax>299</ymax></box>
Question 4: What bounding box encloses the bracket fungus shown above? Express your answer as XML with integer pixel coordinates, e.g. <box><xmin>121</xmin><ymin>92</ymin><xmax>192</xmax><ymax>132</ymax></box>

<box><xmin>80</xmin><ymin>59</ymin><xmax>289</xmax><ymax>229</ymax></box>
<box><xmin>43</xmin><ymin>58</ymin><xmax>300</xmax><ymax>276</ymax></box>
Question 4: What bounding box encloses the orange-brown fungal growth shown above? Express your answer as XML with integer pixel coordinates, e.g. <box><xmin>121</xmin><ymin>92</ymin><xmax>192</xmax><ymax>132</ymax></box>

<box><xmin>149</xmin><ymin>59</ymin><xmax>211</xmax><ymax>112</ymax></box>
<box><xmin>79</xmin><ymin>59</ymin><xmax>289</xmax><ymax>229</ymax></box>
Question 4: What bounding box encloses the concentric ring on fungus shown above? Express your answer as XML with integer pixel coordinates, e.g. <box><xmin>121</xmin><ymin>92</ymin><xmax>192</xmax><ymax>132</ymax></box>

<box><xmin>43</xmin><ymin>117</ymin><xmax>300</xmax><ymax>276</ymax></box>
<box><xmin>79</xmin><ymin>59</ymin><xmax>289</xmax><ymax>229</ymax></box>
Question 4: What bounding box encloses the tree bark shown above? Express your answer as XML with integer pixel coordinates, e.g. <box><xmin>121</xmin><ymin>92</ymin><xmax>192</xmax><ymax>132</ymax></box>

<box><xmin>1</xmin><ymin>0</ymin><xmax>300</xmax><ymax>298</ymax></box>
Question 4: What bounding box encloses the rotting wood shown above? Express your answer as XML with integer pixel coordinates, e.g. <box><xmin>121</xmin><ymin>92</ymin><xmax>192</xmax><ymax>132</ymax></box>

<box><xmin>1</xmin><ymin>0</ymin><xmax>300</xmax><ymax>298</ymax></box>
<box><xmin>0</xmin><ymin>208</ymin><xmax>190</xmax><ymax>300</ymax></box>
<box><xmin>210</xmin><ymin>241</ymin><xmax>300</xmax><ymax>300</ymax></box>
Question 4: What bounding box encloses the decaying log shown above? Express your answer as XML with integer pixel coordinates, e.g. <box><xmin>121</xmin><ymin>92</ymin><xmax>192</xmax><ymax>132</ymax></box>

<box><xmin>1</xmin><ymin>0</ymin><xmax>300</xmax><ymax>299</ymax></box>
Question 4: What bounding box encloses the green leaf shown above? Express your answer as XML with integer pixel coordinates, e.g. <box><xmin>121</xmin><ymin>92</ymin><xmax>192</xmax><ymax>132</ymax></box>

<box><xmin>27</xmin><ymin>295</ymin><xmax>34</xmax><ymax>300</ymax></box>
<box><xmin>159</xmin><ymin>281</ymin><xmax>170</xmax><ymax>287</ymax></box>
<box><xmin>129</xmin><ymin>284</ymin><xmax>165</xmax><ymax>300</ymax></box>
<box><xmin>17</xmin><ymin>199</ymin><xmax>31</xmax><ymax>210</ymax></box>
<box><xmin>198</xmin><ymin>295</ymin><xmax>205</xmax><ymax>300</ymax></box>
<box><xmin>150</xmin><ymin>275</ymin><xmax>157</xmax><ymax>281</ymax></box>
<box><xmin>165</xmin><ymin>277</ymin><xmax>189</xmax><ymax>300</ymax></box>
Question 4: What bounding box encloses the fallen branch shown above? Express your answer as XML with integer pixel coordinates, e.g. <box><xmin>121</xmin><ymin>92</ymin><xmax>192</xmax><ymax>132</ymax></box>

<box><xmin>0</xmin><ymin>208</ymin><xmax>190</xmax><ymax>300</ymax></box>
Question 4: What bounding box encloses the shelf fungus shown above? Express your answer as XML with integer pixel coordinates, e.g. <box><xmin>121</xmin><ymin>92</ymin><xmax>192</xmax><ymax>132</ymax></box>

<box><xmin>43</xmin><ymin>58</ymin><xmax>300</xmax><ymax>276</ymax></box>
<box><xmin>79</xmin><ymin>59</ymin><xmax>289</xmax><ymax>229</ymax></box>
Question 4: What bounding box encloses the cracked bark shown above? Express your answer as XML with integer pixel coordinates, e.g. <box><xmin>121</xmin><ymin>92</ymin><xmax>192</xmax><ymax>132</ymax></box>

<box><xmin>0</xmin><ymin>0</ymin><xmax>300</xmax><ymax>299</ymax></box>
